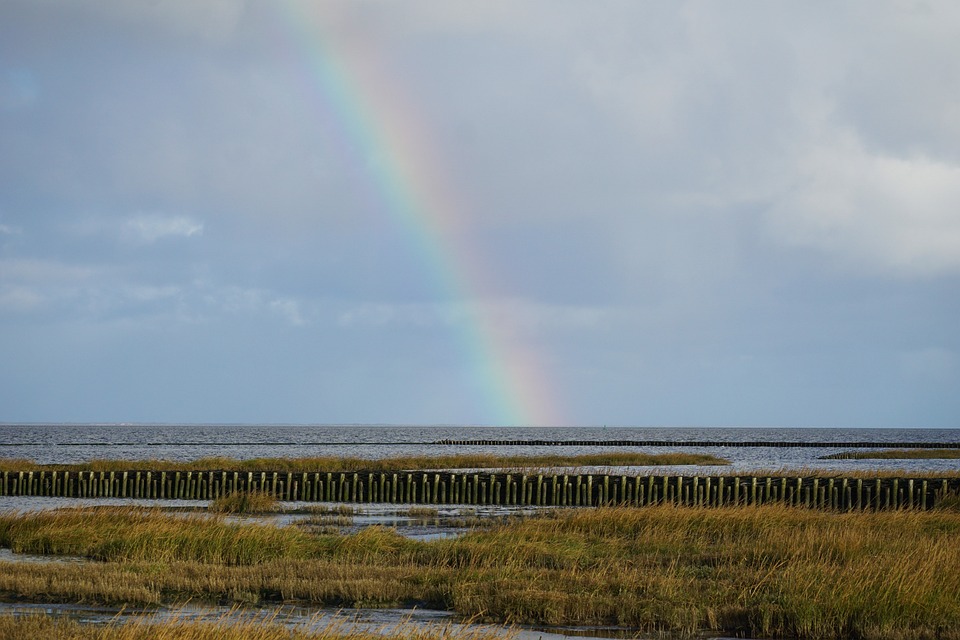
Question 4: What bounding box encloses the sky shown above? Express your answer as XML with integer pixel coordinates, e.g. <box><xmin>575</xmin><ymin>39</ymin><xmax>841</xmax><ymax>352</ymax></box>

<box><xmin>1</xmin><ymin>1</ymin><xmax>958</xmax><ymax>428</ymax></box>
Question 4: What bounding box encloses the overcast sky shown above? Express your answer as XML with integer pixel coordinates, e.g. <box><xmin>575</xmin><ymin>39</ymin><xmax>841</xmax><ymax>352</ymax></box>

<box><xmin>1</xmin><ymin>1</ymin><xmax>958</xmax><ymax>427</ymax></box>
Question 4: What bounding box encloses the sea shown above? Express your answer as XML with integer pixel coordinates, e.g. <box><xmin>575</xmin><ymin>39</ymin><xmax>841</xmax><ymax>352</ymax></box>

<box><xmin>2</xmin><ymin>424</ymin><xmax>959</xmax><ymax>474</ymax></box>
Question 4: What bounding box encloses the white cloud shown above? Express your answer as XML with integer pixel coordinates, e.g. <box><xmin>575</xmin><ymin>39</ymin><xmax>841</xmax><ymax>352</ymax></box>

<box><xmin>124</xmin><ymin>285</ymin><xmax>181</xmax><ymax>302</ymax></box>
<box><xmin>767</xmin><ymin>132</ymin><xmax>960</xmax><ymax>275</ymax></box>
<box><xmin>123</xmin><ymin>214</ymin><xmax>204</xmax><ymax>243</ymax></box>
<box><xmin>0</xmin><ymin>258</ymin><xmax>99</xmax><ymax>284</ymax></box>
<box><xmin>337</xmin><ymin>303</ymin><xmax>449</xmax><ymax>328</ymax></box>
<box><xmin>269</xmin><ymin>298</ymin><xmax>306</xmax><ymax>326</ymax></box>
<box><xmin>200</xmin><ymin>284</ymin><xmax>310</xmax><ymax>327</ymax></box>
<box><xmin>0</xmin><ymin>286</ymin><xmax>45</xmax><ymax>313</ymax></box>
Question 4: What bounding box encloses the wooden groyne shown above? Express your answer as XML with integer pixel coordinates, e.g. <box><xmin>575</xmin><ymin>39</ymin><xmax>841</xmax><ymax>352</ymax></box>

<box><xmin>1</xmin><ymin>470</ymin><xmax>958</xmax><ymax>510</ymax></box>
<box><xmin>7</xmin><ymin>440</ymin><xmax>959</xmax><ymax>449</ymax></box>
<box><xmin>433</xmin><ymin>439</ymin><xmax>960</xmax><ymax>449</ymax></box>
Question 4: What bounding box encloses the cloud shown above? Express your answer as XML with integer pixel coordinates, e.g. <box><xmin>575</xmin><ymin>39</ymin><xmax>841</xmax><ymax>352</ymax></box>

<box><xmin>0</xmin><ymin>286</ymin><xmax>45</xmax><ymax>313</ymax></box>
<box><xmin>337</xmin><ymin>302</ymin><xmax>450</xmax><ymax>328</ymax></box>
<box><xmin>0</xmin><ymin>259</ymin><xmax>98</xmax><ymax>316</ymax></box>
<box><xmin>337</xmin><ymin>298</ymin><xmax>611</xmax><ymax>335</ymax></box>
<box><xmin>268</xmin><ymin>298</ymin><xmax>306</xmax><ymax>326</ymax></box>
<box><xmin>81</xmin><ymin>0</ymin><xmax>246</xmax><ymax>44</ymax></box>
<box><xmin>200</xmin><ymin>284</ymin><xmax>311</xmax><ymax>327</ymax></box>
<box><xmin>124</xmin><ymin>285</ymin><xmax>181</xmax><ymax>302</ymax></box>
<box><xmin>0</xmin><ymin>258</ymin><xmax>99</xmax><ymax>284</ymax></box>
<box><xmin>767</xmin><ymin>132</ymin><xmax>960</xmax><ymax>275</ymax></box>
<box><xmin>123</xmin><ymin>214</ymin><xmax>204</xmax><ymax>243</ymax></box>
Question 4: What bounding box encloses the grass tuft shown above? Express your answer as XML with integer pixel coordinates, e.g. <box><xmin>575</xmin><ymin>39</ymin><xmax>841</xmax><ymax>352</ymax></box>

<box><xmin>209</xmin><ymin>491</ymin><xmax>279</xmax><ymax>514</ymax></box>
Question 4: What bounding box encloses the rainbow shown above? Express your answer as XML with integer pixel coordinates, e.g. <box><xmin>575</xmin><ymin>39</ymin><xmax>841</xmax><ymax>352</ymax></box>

<box><xmin>275</xmin><ymin>4</ymin><xmax>563</xmax><ymax>426</ymax></box>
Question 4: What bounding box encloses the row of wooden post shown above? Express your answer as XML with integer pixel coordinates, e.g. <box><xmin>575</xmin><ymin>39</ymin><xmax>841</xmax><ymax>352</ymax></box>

<box><xmin>0</xmin><ymin>470</ymin><xmax>956</xmax><ymax>510</ymax></box>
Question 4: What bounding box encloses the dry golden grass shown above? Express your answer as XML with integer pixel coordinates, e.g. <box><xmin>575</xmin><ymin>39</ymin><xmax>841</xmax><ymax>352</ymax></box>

<box><xmin>0</xmin><ymin>451</ymin><xmax>728</xmax><ymax>474</ymax></box>
<box><xmin>721</xmin><ymin>466</ymin><xmax>960</xmax><ymax>479</ymax></box>
<box><xmin>0</xmin><ymin>507</ymin><xmax>319</xmax><ymax>564</ymax></box>
<box><xmin>0</xmin><ymin>610</ymin><xmax>510</xmax><ymax>640</ymax></box>
<box><xmin>1</xmin><ymin>505</ymin><xmax>959</xmax><ymax>638</ymax></box>
<box><xmin>209</xmin><ymin>490</ymin><xmax>280</xmax><ymax>514</ymax></box>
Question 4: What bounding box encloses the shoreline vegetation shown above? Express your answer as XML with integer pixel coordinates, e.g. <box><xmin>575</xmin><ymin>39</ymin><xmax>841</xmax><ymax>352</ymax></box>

<box><xmin>821</xmin><ymin>448</ymin><xmax>960</xmax><ymax>460</ymax></box>
<box><xmin>0</xmin><ymin>452</ymin><xmax>730</xmax><ymax>473</ymax></box>
<box><xmin>0</xmin><ymin>611</ymin><xmax>510</xmax><ymax>640</ymax></box>
<box><xmin>2</xmin><ymin>451</ymin><xmax>960</xmax><ymax>639</ymax></box>
<box><xmin>0</xmin><ymin>505</ymin><xmax>959</xmax><ymax>638</ymax></box>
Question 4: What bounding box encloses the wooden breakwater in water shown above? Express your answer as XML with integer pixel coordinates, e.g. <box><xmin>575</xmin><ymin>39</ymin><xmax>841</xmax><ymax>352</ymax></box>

<box><xmin>433</xmin><ymin>439</ymin><xmax>960</xmax><ymax>448</ymax></box>
<box><xmin>1</xmin><ymin>470</ymin><xmax>958</xmax><ymax>510</ymax></box>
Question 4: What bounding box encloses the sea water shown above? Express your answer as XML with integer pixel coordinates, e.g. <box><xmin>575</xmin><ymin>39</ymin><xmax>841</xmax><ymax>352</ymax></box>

<box><xmin>0</xmin><ymin>424</ymin><xmax>958</xmax><ymax>473</ymax></box>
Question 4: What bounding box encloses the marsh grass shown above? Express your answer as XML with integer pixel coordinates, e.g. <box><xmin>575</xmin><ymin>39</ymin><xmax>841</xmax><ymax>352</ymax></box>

<box><xmin>0</xmin><ymin>452</ymin><xmax>728</xmax><ymax>474</ymax></box>
<box><xmin>298</xmin><ymin>505</ymin><xmax>357</xmax><ymax>516</ymax></box>
<box><xmin>301</xmin><ymin>514</ymin><xmax>355</xmax><ymax>527</ymax></box>
<box><xmin>0</xmin><ymin>610</ymin><xmax>510</xmax><ymax>640</ymax></box>
<box><xmin>1</xmin><ymin>506</ymin><xmax>959</xmax><ymax>638</ymax></box>
<box><xmin>723</xmin><ymin>466</ymin><xmax>960</xmax><ymax>479</ymax></box>
<box><xmin>209</xmin><ymin>491</ymin><xmax>279</xmax><ymax>514</ymax></box>
<box><xmin>0</xmin><ymin>507</ymin><xmax>319</xmax><ymax>564</ymax></box>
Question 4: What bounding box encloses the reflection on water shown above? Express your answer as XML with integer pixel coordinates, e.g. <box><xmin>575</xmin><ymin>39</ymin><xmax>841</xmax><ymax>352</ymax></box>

<box><xmin>0</xmin><ymin>497</ymin><xmax>544</xmax><ymax>541</ymax></box>
<box><xmin>0</xmin><ymin>548</ymin><xmax>88</xmax><ymax>565</ymax></box>
<box><xmin>0</xmin><ymin>601</ymin><xmax>687</xmax><ymax>640</ymax></box>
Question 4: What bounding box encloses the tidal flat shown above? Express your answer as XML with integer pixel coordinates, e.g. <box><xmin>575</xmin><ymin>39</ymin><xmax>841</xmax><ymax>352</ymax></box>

<box><xmin>0</xmin><ymin>502</ymin><xmax>959</xmax><ymax>639</ymax></box>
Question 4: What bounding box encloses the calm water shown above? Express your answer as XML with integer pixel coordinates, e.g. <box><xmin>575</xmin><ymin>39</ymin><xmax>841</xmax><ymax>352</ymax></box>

<box><xmin>0</xmin><ymin>601</ymin><xmax>700</xmax><ymax>640</ymax></box>
<box><xmin>1</xmin><ymin>424</ymin><xmax>959</xmax><ymax>473</ymax></box>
